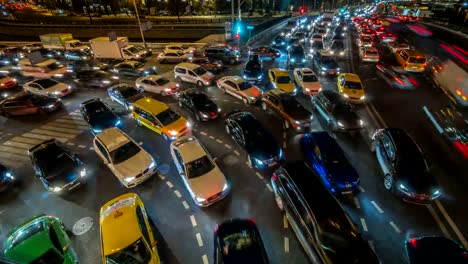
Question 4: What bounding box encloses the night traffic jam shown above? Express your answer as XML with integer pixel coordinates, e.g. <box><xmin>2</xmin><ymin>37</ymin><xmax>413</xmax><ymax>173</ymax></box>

<box><xmin>1</xmin><ymin>3</ymin><xmax>468</xmax><ymax>264</ymax></box>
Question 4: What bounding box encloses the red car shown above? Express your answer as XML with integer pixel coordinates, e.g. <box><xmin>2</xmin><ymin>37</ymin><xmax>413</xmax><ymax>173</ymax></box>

<box><xmin>0</xmin><ymin>75</ymin><xmax>17</xmax><ymax>89</ymax></box>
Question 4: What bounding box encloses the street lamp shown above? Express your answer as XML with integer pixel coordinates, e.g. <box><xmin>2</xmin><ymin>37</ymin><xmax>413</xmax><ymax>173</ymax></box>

<box><xmin>133</xmin><ymin>0</ymin><xmax>147</xmax><ymax>48</ymax></box>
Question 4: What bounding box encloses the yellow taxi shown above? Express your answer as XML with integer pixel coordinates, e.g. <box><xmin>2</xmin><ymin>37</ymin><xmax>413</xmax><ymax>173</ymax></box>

<box><xmin>132</xmin><ymin>97</ymin><xmax>189</xmax><ymax>140</ymax></box>
<box><xmin>337</xmin><ymin>73</ymin><xmax>366</xmax><ymax>103</ymax></box>
<box><xmin>100</xmin><ymin>193</ymin><xmax>160</xmax><ymax>264</ymax></box>
<box><xmin>268</xmin><ymin>68</ymin><xmax>296</xmax><ymax>93</ymax></box>
<box><xmin>395</xmin><ymin>49</ymin><xmax>427</xmax><ymax>72</ymax></box>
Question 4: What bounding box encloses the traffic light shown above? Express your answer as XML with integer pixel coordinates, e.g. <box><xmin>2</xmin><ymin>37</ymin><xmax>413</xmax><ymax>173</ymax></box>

<box><xmin>235</xmin><ymin>32</ymin><xmax>240</xmax><ymax>40</ymax></box>
<box><xmin>300</xmin><ymin>7</ymin><xmax>305</xmax><ymax>15</ymax></box>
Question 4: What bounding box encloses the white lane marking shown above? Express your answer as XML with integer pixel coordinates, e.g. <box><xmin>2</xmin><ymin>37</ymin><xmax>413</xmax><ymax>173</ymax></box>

<box><xmin>174</xmin><ymin>190</ymin><xmax>182</xmax><ymax>198</ymax></box>
<box><xmin>284</xmin><ymin>237</ymin><xmax>289</xmax><ymax>253</ymax></box>
<box><xmin>224</xmin><ymin>144</ymin><xmax>232</xmax><ymax>149</ymax></box>
<box><xmin>0</xmin><ymin>146</ymin><xmax>27</xmax><ymax>156</ymax></box>
<box><xmin>209</xmin><ymin>135</ymin><xmax>215</xmax><ymax>140</ymax></box>
<box><xmin>246</xmin><ymin>161</ymin><xmax>252</xmax><ymax>168</ymax></box>
<box><xmin>368</xmin><ymin>102</ymin><xmax>388</xmax><ymax>127</ymax></box>
<box><xmin>435</xmin><ymin>200</ymin><xmax>468</xmax><ymax>248</ymax></box>
<box><xmin>202</xmin><ymin>254</ymin><xmax>209</xmax><ymax>264</ymax></box>
<box><xmin>283</xmin><ymin>132</ymin><xmax>287</xmax><ymax>138</ymax></box>
<box><xmin>22</xmin><ymin>132</ymin><xmax>67</xmax><ymax>142</ymax></box>
<box><xmin>423</xmin><ymin>106</ymin><xmax>443</xmax><ymax>133</ymax></box>
<box><xmin>31</xmin><ymin>129</ymin><xmax>75</xmax><ymax>139</ymax></box>
<box><xmin>41</xmin><ymin>125</ymin><xmax>82</xmax><ymax>134</ymax></box>
<box><xmin>10</xmin><ymin>137</ymin><xmax>43</xmax><ymax>145</ymax></box>
<box><xmin>3</xmin><ymin>141</ymin><xmax>34</xmax><ymax>150</ymax></box>
<box><xmin>48</xmin><ymin>121</ymin><xmax>88</xmax><ymax>130</ymax></box>
<box><xmin>182</xmin><ymin>201</ymin><xmax>189</xmax><ymax>210</ymax></box>
<box><xmin>166</xmin><ymin>181</ymin><xmax>174</xmax><ymax>188</ymax></box>
<box><xmin>283</xmin><ymin>141</ymin><xmax>287</xmax><ymax>148</ymax></box>
<box><xmin>266</xmin><ymin>184</ymin><xmax>273</xmax><ymax>192</ymax></box>
<box><xmin>190</xmin><ymin>215</ymin><xmax>197</xmax><ymax>227</ymax></box>
<box><xmin>158</xmin><ymin>174</ymin><xmax>166</xmax><ymax>180</ymax></box>
<box><xmin>54</xmin><ymin>118</ymin><xmax>88</xmax><ymax>126</ymax></box>
<box><xmin>283</xmin><ymin>215</ymin><xmax>289</xmax><ymax>229</ymax></box>
<box><xmin>216</xmin><ymin>139</ymin><xmax>223</xmax><ymax>144</ymax></box>
<box><xmin>89</xmin><ymin>147</ymin><xmax>94</xmax><ymax>150</ymax></box>
<box><xmin>371</xmin><ymin>201</ymin><xmax>384</xmax><ymax>214</ymax></box>
<box><xmin>234</xmin><ymin>150</ymin><xmax>240</xmax><ymax>156</ymax></box>
<box><xmin>389</xmin><ymin>221</ymin><xmax>401</xmax><ymax>234</ymax></box>
<box><xmin>200</xmin><ymin>131</ymin><xmax>207</xmax><ymax>136</ymax></box>
<box><xmin>426</xmin><ymin>204</ymin><xmax>452</xmax><ymax>240</ymax></box>
<box><xmin>368</xmin><ymin>241</ymin><xmax>375</xmax><ymax>252</ymax></box>
<box><xmin>0</xmin><ymin>151</ymin><xmax>28</xmax><ymax>161</ymax></box>
<box><xmin>354</xmin><ymin>197</ymin><xmax>361</xmax><ymax>209</ymax></box>
<box><xmin>67</xmin><ymin>142</ymin><xmax>75</xmax><ymax>146</ymax></box>
<box><xmin>358</xmin><ymin>186</ymin><xmax>365</xmax><ymax>192</ymax></box>
<box><xmin>196</xmin><ymin>233</ymin><xmax>204</xmax><ymax>247</ymax></box>
<box><xmin>78</xmin><ymin>145</ymin><xmax>86</xmax><ymax>149</ymax></box>
<box><xmin>360</xmin><ymin>218</ymin><xmax>368</xmax><ymax>232</ymax></box>
<box><xmin>256</xmin><ymin>172</ymin><xmax>263</xmax><ymax>180</ymax></box>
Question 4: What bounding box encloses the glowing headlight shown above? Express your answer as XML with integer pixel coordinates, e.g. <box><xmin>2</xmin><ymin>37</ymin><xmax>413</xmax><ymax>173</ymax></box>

<box><xmin>360</xmin><ymin>95</ymin><xmax>366</xmax><ymax>100</ymax></box>
<box><xmin>339</xmin><ymin>51</ymin><xmax>345</xmax><ymax>55</ymax></box>
<box><xmin>195</xmin><ymin>197</ymin><xmax>206</xmax><ymax>203</ymax></box>
<box><xmin>321</xmin><ymin>67</ymin><xmax>327</xmax><ymax>71</ymax></box>
<box><xmin>249</xmin><ymin>96</ymin><xmax>255</xmax><ymax>101</ymax></box>
<box><xmin>432</xmin><ymin>190</ymin><xmax>441</xmax><ymax>198</ymax></box>
<box><xmin>201</xmin><ymin>113</ymin><xmax>209</xmax><ymax>118</ymax></box>
<box><xmin>186</xmin><ymin>121</ymin><xmax>191</xmax><ymax>128</ymax></box>
<box><xmin>129</xmin><ymin>105</ymin><xmax>134</xmax><ymax>110</ymax></box>
<box><xmin>330</xmin><ymin>51</ymin><xmax>334</xmax><ymax>54</ymax></box>
<box><xmin>165</xmin><ymin>88</ymin><xmax>172</xmax><ymax>92</ymax></box>
<box><xmin>223</xmin><ymin>183</ymin><xmax>229</xmax><ymax>191</ymax></box>
<box><xmin>295</xmin><ymin>120</ymin><xmax>301</xmax><ymax>124</ymax></box>
<box><xmin>115</xmin><ymin>120</ymin><xmax>121</xmax><ymax>126</ymax></box>
<box><xmin>47</xmin><ymin>104</ymin><xmax>55</xmax><ymax>109</ymax></box>
<box><xmin>169</xmin><ymin>130</ymin><xmax>178</xmax><ymax>136</ymax></box>
<box><xmin>148</xmin><ymin>161</ymin><xmax>156</xmax><ymax>169</ymax></box>
<box><xmin>80</xmin><ymin>168</ymin><xmax>87</xmax><ymax>177</ymax></box>
<box><xmin>53</xmin><ymin>91</ymin><xmax>61</xmax><ymax>95</ymax></box>
<box><xmin>102</xmin><ymin>80</ymin><xmax>111</xmax><ymax>84</ymax></box>
<box><xmin>343</xmin><ymin>93</ymin><xmax>349</xmax><ymax>98</ymax></box>
<box><xmin>124</xmin><ymin>177</ymin><xmax>135</xmax><ymax>183</ymax></box>
<box><xmin>93</xmin><ymin>128</ymin><xmax>102</xmax><ymax>133</ymax></box>
<box><xmin>5</xmin><ymin>172</ymin><xmax>14</xmax><ymax>179</ymax></box>
<box><xmin>302</xmin><ymin>58</ymin><xmax>306</xmax><ymax>62</ymax></box>
<box><xmin>337</xmin><ymin>121</ymin><xmax>345</xmax><ymax>128</ymax></box>
<box><xmin>359</xmin><ymin>120</ymin><xmax>364</xmax><ymax>126</ymax></box>
<box><xmin>291</xmin><ymin>58</ymin><xmax>296</xmax><ymax>62</ymax></box>
<box><xmin>279</xmin><ymin>149</ymin><xmax>283</xmax><ymax>158</ymax></box>
<box><xmin>111</xmin><ymin>76</ymin><xmax>119</xmax><ymax>80</ymax></box>
<box><xmin>52</xmin><ymin>186</ymin><xmax>62</xmax><ymax>192</ymax></box>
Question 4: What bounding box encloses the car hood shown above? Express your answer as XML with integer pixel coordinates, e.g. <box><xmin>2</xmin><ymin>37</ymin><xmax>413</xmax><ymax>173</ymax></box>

<box><xmin>287</xmin><ymin>107</ymin><xmax>311</xmax><ymax>121</ymax></box>
<box><xmin>5</xmin><ymin>228</ymin><xmax>57</xmax><ymax>263</ymax></box>
<box><xmin>277</xmin><ymin>83</ymin><xmax>295</xmax><ymax>93</ymax></box>
<box><xmin>0</xmin><ymin>76</ymin><xmax>14</xmax><ymax>84</ymax></box>
<box><xmin>201</xmin><ymin>72</ymin><xmax>215</xmax><ymax>81</ymax></box>
<box><xmin>43</xmin><ymin>83</ymin><xmax>68</xmax><ymax>92</ymax></box>
<box><xmin>113</xmin><ymin>150</ymin><xmax>153</xmax><ymax>179</ymax></box>
<box><xmin>196</xmin><ymin>102</ymin><xmax>218</xmax><ymax>113</ymax></box>
<box><xmin>246</xmin><ymin>135</ymin><xmax>280</xmax><ymax>159</ymax></box>
<box><xmin>188</xmin><ymin>166</ymin><xmax>227</xmax><ymax>200</ymax></box>
<box><xmin>242</xmin><ymin>87</ymin><xmax>262</xmax><ymax>98</ymax></box>
<box><xmin>161</xmin><ymin>81</ymin><xmax>178</xmax><ymax>90</ymax></box>
<box><xmin>89</xmin><ymin>113</ymin><xmax>118</xmax><ymax>130</ymax></box>
<box><xmin>163</xmin><ymin>117</ymin><xmax>187</xmax><ymax>133</ymax></box>
<box><xmin>325</xmin><ymin>158</ymin><xmax>360</xmax><ymax>185</ymax></box>
<box><xmin>321</xmin><ymin>60</ymin><xmax>339</xmax><ymax>69</ymax></box>
<box><xmin>243</xmin><ymin>67</ymin><xmax>262</xmax><ymax>77</ymax></box>
<box><xmin>302</xmin><ymin>81</ymin><xmax>322</xmax><ymax>90</ymax></box>
<box><xmin>332</xmin><ymin>108</ymin><xmax>361</xmax><ymax>128</ymax></box>
<box><xmin>396</xmin><ymin>159</ymin><xmax>437</xmax><ymax>194</ymax></box>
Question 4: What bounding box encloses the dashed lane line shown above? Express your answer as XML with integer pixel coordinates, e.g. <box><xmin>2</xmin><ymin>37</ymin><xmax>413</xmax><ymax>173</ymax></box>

<box><xmin>40</xmin><ymin>125</ymin><xmax>82</xmax><ymax>134</ymax></box>
<box><xmin>0</xmin><ymin>146</ymin><xmax>27</xmax><ymax>156</ymax></box>
<box><xmin>174</xmin><ymin>190</ymin><xmax>182</xmax><ymax>198</ymax></box>
<box><xmin>47</xmin><ymin>121</ymin><xmax>88</xmax><ymax>130</ymax></box>
<box><xmin>190</xmin><ymin>215</ymin><xmax>197</xmax><ymax>227</ymax></box>
<box><xmin>67</xmin><ymin>142</ymin><xmax>75</xmax><ymax>146</ymax></box>
<box><xmin>215</xmin><ymin>139</ymin><xmax>223</xmax><ymax>144</ymax></box>
<box><xmin>31</xmin><ymin>129</ymin><xmax>75</xmax><ymax>139</ymax></box>
<box><xmin>202</xmin><ymin>255</ymin><xmax>209</xmax><ymax>264</ymax></box>
<box><xmin>166</xmin><ymin>181</ymin><xmax>174</xmax><ymax>188</ymax></box>
<box><xmin>360</xmin><ymin>218</ymin><xmax>368</xmax><ymax>232</ymax></box>
<box><xmin>10</xmin><ymin>136</ymin><xmax>43</xmax><ymax>145</ymax></box>
<box><xmin>256</xmin><ymin>172</ymin><xmax>263</xmax><ymax>180</ymax></box>
<box><xmin>358</xmin><ymin>186</ymin><xmax>365</xmax><ymax>193</ymax></box>
<box><xmin>54</xmin><ymin>118</ymin><xmax>88</xmax><ymax>126</ymax></box>
<box><xmin>283</xmin><ymin>215</ymin><xmax>288</xmax><ymax>229</ymax></box>
<box><xmin>354</xmin><ymin>197</ymin><xmax>361</xmax><ymax>209</ymax></box>
<box><xmin>158</xmin><ymin>174</ymin><xmax>166</xmax><ymax>180</ymax></box>
<box><xmin>234</xmin><ymin>150</ymin><xmax>240</xmax><ymax>156</ymax></box>
<box><xmin>371</xmin><ymin>201</ymin><xmax>384</xmax><ymax>214</ymax></box>
<box><xmin>266</xmin><ymin>183</ymin><xmax>273</xmax><ymax>192</ymax></box>
<box><xmin>200</xmin><ymin>131</ymin><xmax>207</xmax><ymax>136</ymax></box>
<box><xmin>435</xmin><ymin>200</ymin><xmax>468</xmax><ymax>248</ymax></box>
<box><xmin>389</xmin><ymin>221</ymin><xmax>401</xmax><ymax>234</ymax></box>
<box><xmin>196</xmin><ymin>233</ymin><xmax>204</xmax><ymax>247</ymax></box>
<box><xmin>22</xmin><ymin>132</ymin><xmax>68</xmax><ymax>142</ymax></box>
<box><xmin>224</xmin><ymin>144</ymin><xmax>232</xmax><ymax>149</ymax></box>
<box><xmin>209</xmin><ymin>135</ymin><xmax>215</xmax><ymax>140</ymax></box>
<box><xmin>78</xmin><ymin>145</ymin><xmax>86</xmax><ymax>149</ymax></box>
<box><xmin>182</xmin><ymin>201</ymin><xmax>190</xmax><ymax>210</ymax></box>
<box><xmin>284</xmin><ymin>237</ymin><xmax>290</xmax><ymax>253</ymax></box>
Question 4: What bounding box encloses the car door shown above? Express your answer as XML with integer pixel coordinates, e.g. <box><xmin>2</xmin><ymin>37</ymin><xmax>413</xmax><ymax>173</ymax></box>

<box><xmin>224</xmin><ymin>80</ymin><xmax>240</xmax><ymax>99</ymax></box>
<box><xmin>27</xmin><ymin>83</ymin><xmax>42</xmax><ymax>95</ymax></box>
<box><xmin>143</xmin><ymin>111</ymin><xmax>163</xmax><ymax>134</ymax></box>
<box><xmin>376</xmin><ymin>133</ymin><xmax>395</xmax><ymax>176</ymax></box>
<box><xmin>165</xmin><ymin>53</ymin><xmax>176</xmax><ymax>63</ymax></box>
<box><xmin>135</xmin><ymin>205</ymin><xmax>158</xmax><ymax>258</ymax></box>
<box><xmin>338</xmin><ymin>76</ymin><xmax>345</xmax><ymax>92</ymax></box>
<box><xmin>112</xmin><ymin>90</ymin><xmax>126</xmax><ymax>106</ymax></box>
<box><xmin>295</xmin><ymin>71</ymin><xmax>303</xmax><ymax>86</ymax></box>
<box><xmin>94</xmin><ymin>139</ymin><xmax>113</xmax><ymax>170</ymax></box>
<box><xmin>315</xmin><ymin>94</ymin><xmax>330</xmax><ymax>120</ymax></box>
<box><xmin>269</xmin><ymin>71</ymin><xmax>276</xmax><ymax>84</ymax></box>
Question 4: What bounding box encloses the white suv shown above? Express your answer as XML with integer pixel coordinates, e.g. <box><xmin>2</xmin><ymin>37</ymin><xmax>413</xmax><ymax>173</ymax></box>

<box><xmin>93</xmin><ymin>127</ymin><xmax>156</xmax><ymax>188</ymax></box>
<box><xmin>170</xmin><ymin>136</ymin><xmax>229</xmax><ymax>207</ymax></box>
<box><xmin>174</xmin><ymin>62</ymin><xmax>215</xmax><ymax>87</ymax></box>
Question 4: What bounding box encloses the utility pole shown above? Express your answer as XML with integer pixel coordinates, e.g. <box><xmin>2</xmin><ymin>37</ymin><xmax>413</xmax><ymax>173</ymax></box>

<box><xmin>133</xmin><ymin>0</ymin><xmax>147</xmax><ymax>49</ymax></box>
<box><xmin>231</xmin><ymin>0</ymin><xmax>234</xmax><ymax>24</ymax></box>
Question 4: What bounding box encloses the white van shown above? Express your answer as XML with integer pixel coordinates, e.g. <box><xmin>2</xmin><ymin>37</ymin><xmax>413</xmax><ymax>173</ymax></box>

<box><xmin>17</xmin><ymin>59</ymin><xmax>67</xmax><ymax>78</ymax></box>
<box><xmin>174</xmin><ymin>62</ymin><xmax>215</xmax><ymax>87</ymax></box>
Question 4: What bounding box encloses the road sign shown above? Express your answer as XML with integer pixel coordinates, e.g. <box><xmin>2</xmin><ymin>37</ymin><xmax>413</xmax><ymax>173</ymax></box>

<box><xmin>247</xmin><ymin>25</ymin><xmax>254</xmax><ymax>30</ymax></box>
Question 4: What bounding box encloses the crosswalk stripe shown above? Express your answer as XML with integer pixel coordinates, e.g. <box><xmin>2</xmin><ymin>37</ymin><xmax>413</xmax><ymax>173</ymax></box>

<box><xmin>40</xmin><ymin>125</ymin><xmax>83</xmax><ymax>134</ymax></box>
<box><xmin>60</xmin><ymin>115</ymin><xmax>84</xmax><ymax>121</ymax></box>
<box><xmin>47</xmin><ymin>122</ymin><xmax>89</xmax><ymax>130</ymax></box>
<box><xmin>10</xmin><ymin>137</ymin><xmax>44</xmax><ymax>145</ymax></box>
<box><xmin>69</xmin><ymin>112</ymin><xmax>82</xmax><ymax>116</ymax></box>
<box><xmin>31</xmin><ymin>129</ymin><xmax>75</xmax><ymax>139</ymax></box>
<box><xmin>0</xmin><ymin>151</ymin><xmax>28</xmax><ymax>161</ymax></box>
<box><xmin>4</xmin><ymin>141</ymin><xmax>35</xmax><ymax>150</ymax></box>
<box><xmin>0</xmin><ymin>157</ymin><xmax>24</xmax><ymax>168</ymax></box>
<box><xmin>0</xmin><ymin>145</ymin><xmax>28</xmax><ymax>156</ymax></box>
<box><xmin>22</xmin><ymin>133</ymin><xmax>57</xmax><ymax>142</ymax></box>
<box><xmin>55</xmin><ymin>118</ymin><xmax>88</xmax><ymax>126</ymax></box>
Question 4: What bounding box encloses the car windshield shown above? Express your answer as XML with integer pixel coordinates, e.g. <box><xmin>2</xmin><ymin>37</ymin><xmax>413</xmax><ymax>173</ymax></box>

<box><xmin>155</xmin><ymin>108</ymin><xmax>180</xmax><ymax>126</ymax></box>
<box><xmin>220</xmin><ymin>229</ymin><xmax>263</xmax><ymax>263</ymax></box>
<box><xmin>409</xmin><ymin>57</ymin><xmax>426</xmax><ymax>64</ymax></box>
<box><xmin>10</xmin><ymin>221</ymin><xmax>45</xmax><ymax>248</ymax></box>
<box><xmin>192</xmin><ymin>94</ymin><xmax>211</xmax><ymax>105</ymax></box>
<box><xmin>303</xmin><ymin>75</ymin><xmax>318</xmax><ymax>82</ymax></box>
<box><xmin>238</xmin><ymin>81</ymin><xmax>253</xmax><ymax>90</ymax></box>
<box><xmin>312</xmin><ymin>42</ymin><xmax>323</xmax><ymax>49</ymax></box>
<box><xmin>133</xmin><ymin>62</ymin><xmax>144</xmax><ymax>68</ymax></box>
<box><xmin>35</xmin><ymin>79</ymin><xmax>59</xmax><ymax>89</ymax></box>
<box><xmin>46</xmin><ymin>63</ymin><xmax>62</xmax><ymax>71</ymax></box>
<box><xmin>109</xmin><ymin>141</ymin><xmax>141</xmax><ymax>164</ymax></box>
<box><xmin>126</xmin><ymin>46</ymin><xmax>139</xmax><ymax>53</ymax></box>
<box><xmin>35</xmin><ymin>143</ymin><xmax>76</xmax><ymax>179</ymax></box>
<box><xmin>193</xmin><ymin>67</ymin><xmax>207</xmax><ymax>75</ymax></box>
<box><xmin>282</xmin><ymin>97</ymin><xmax>303</xmax><ymax>112</ymax></box>
<box><xmin>155</xmin><ymin>78</ymin><xmax>170</xmax><ymax>86</ymax></box>
<box><xmin>186</xmin><ymin>155</ymin><xmax>215</xmax><ymax>179</ymax></box>
<box><xmin>366</xmin><ymin>50</ymin><xmax>378</xmax><ymax>55</ymax></box>
<box><xmin>345</xmin><ymin>81</ymin><xmax>362</xmax><ymax>90</ymax></box>
<box><xmin>106</xmin><ymin>238</ymin><xmax>151</xmax><ymax>264</ymax></box>
<box><xmin>84</xmin><ymin>101</ymin><xmax>109</xmax><ymax>115</ymax></box>
<box><xmin>277</xmin><ymin>76</ymin><xmax>292</xmax><ymax>84</ymax></box>
<box><xmin>31</xmin><ymin>248</ymin><xmax>64</xmax><ymax>264</ymax></box>
<box><xmin>29</xmin><ymin>95</ymin><xmax>54</xmax><ymax>106</ymax></box>
<box><xmin>332</xmin><ymin>42</ymin><xmax>344</xmax><ymax>49</ymax></box>
<box><xmin>120</xmin><ymin>87</ymin><xmax>140</xmax><ymax>98</ymax></box>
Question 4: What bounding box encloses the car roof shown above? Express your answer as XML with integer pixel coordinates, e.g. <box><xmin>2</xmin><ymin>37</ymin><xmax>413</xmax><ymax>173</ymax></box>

<box><xmin>133</xmin><ymin>97</ymin><xmax>169</xmax><ymax>115</ymax></box>
<box><xmin>405</xmin><ymin>50</ymin><xmax>425</xmax><ymax>57</ymax></box>
<box><xmin>175</xmin><ymin>62</ymin><xmax>199</xmax><ymax>70</ymax></box>
<box><xmin>96</xmin><ymin>127</ymin><xmax>131</xmax><ymax>152</ymax></box>
<box><xmin>100</xmin><ymin>193</ymin><xmax>142</xmax><ymax>256</ymax></box>
<box><xmin>270</xmin><ymin>68</ymin><xmax>289</xmax><ymax>76</ymax></box>
<box><xmin>386</xmin><ymin>128</ymin><xmax>420</xmax><ymax>155</ymax></box>
<box><xmin>296</xmin><ymin>68</ymin><xmax>315</xmax><ymax>75</ymax></box>
<box><xmin>118</xmin><ymin>60</ymin><xmax>140</xmax><ymax>66</ymax></box>
<box><xmin>225</xmin><ymin>76</ymin><xmax>244</xmax><ymax>84</ymax></box>
<box><xmin>174</xmin><ymin>137</ymin><xmax>207</xmax><ymax>163</ymax></box>
<box><xmin>142</xmin><ymin>75</ymin><xmax>162</xmax><ymax>81</ymax></box>
<box><xmin>342</xmin><ymin>73</ymin><xmax>361</xmax><ymax>82</ymax></box>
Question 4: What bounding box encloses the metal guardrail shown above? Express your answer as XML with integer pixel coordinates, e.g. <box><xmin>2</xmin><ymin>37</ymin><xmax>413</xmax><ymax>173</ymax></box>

<box><xmin>246</xmin><ymin>18</ymin><xmax>292</xmax><ymax>47</ymax></box>
<box><xmin>0</xmin><ymin>41</ymin><xmax>208</xmax><ymax>50</ymax></box>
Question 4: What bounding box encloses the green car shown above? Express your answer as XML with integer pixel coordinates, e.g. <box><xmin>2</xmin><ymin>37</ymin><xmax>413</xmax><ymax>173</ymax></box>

<box><xmin>3</xmin><ymin>214</ymin><xmax>78</xmax><ymax>264</ymax></box>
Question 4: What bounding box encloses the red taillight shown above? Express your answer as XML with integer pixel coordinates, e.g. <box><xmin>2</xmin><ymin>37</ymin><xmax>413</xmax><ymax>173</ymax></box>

<box><xmin>409</xmin><ymin>238</ymin><xmax>418</xmax><ymax>248</ymax></box>
<box><xmin>454</xmin><ymin>141</ymin><xmax>468</xmax><ymax>159</ymax></box>
<box><xmin>247</xmin><ymin>218</ymin><xmax>257</xmax><ymax>225</ymax></box>
<box><xmin>408</xmin><ymin>77</ymin><xmax>418</xmax><ymax>86</ymax></box>
<box><xmin>394</xmin><ymin>77</ymin><xmax>405</xmax><ymax>85</ymax></box>
<box><xmin>272</xmin><ymin>173</ymin><xmax>278</xmax><ymax>181</ymax></box>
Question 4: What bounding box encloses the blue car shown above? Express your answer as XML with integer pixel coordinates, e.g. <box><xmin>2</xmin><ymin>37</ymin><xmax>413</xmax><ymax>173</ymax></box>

<box><xmin>300</xmin><ymin>131</ymin><xmax>360</xmax><ymax>194</ymax></box>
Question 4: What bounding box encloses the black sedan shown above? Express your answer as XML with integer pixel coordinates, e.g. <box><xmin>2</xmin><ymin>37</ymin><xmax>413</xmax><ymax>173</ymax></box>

<box><xmin>225</xmin><ymin>111</ymin><xmax>283</xmax><ymax>169</ymax></box>
<box><xmin>213</xmin><ymin>218</ymin><xmax>270</xmax><ymax>264</ymax></box>
<box><xmin>178</xmin><ymin>89</ymin><xmax>220</xmax><ymax>121</ymax></box>
<box><xmin>73</xmin><ymin>70</ymin><xmax>119</xmax><ymax>88</ymax></box>
<box><xmin>312</xmin><ymin>90</ymin><xmax>364</xmax><ymax>131</ymax></box>
<box><xmin>312</xmin><ymin>51</ymin><xmax>341</xmax><ymax>76</ymax></box>
<box><xmin>242</xmin><ymin>55</ymin><xmax>263</xmax><ymax>83</ymax></box>
<box><xmin>107</xmin><ymin>84</ymin><xmax>145</xmax><ymax>110</ymax></box>
<box><xmin>80</xmin><ymin>98</ymin><xmax>120</xmax><ymax>135</ymax></box>
<box><xmin>0</xmin><ymin>163</ymin><xmax>18</xmax><ymax>192</ymax></box>
<box><xmin>28</xmin><ymin>139</ymin><xmax>86</xmax><ymax>194</ymax></box>
<box><xmin>371</xmin><ymin>128</ymin><xmax>441</xmax><ymax>204</ymax></box>
<box><xmin>287</xmin><ymin>44</ymin><xmax>306</xmax><ymax>67</ymax></box>
<box><xmin>271</xmin><ymin>35</ymin><xmax>288</xmax><ymax>50</ymax></box>
<box><xmin>329</xmin><ymin>40</ymin><xmax>346</xmax><ymax>57</ymax></box>
<box><xmin>112</xmin><ymin>61</ymin><xmax>157</xmax><ymax>77</ymax></box>
<box><xmin>405</xmin><ymin>236</ymin><xmax>468</xmax><ymax>264</ymax></box>
<box><xmin>0</xmin><ymin>92</ymin><xmax>62</xmax><ymax>117</ymax></box>
<box><xmin>248</xmin><ymin>45</ymin><xmax>281</xmax><ymax>60</ymax></box>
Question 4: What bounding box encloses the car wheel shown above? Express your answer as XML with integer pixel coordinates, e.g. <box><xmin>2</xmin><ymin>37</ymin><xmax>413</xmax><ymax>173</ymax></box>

<box><xmin>384</xmin><ymin>174</ymin><xmax>393</xmax><ymax>190</ymax></box>
<box><xmin>261</xmin><ymin>102</ymin><xmax>267</xmax><ymax>110</ymax></box>
<box><xmin>161</xmin><ymin>59</ymin><xmax>168</xmax><ymax>64</ymax></box>
<box><xmin>197</xmin><ymin>81</ymin><xmax>203</xmax><ymax>88</ymax></box>
<box><xmin>176</xmin><ymin>76</ymin><xmax>182</xmax><ymax>82</ymax></box>
<box><xmin>242</xmin><ymin>97</ymin><xmax>248</xmax><ymax>104</ymax></box>
<box><xmin>229</xmin><ymin>58</ymin><xmax>235</xmax><ymax>64</ymax></box>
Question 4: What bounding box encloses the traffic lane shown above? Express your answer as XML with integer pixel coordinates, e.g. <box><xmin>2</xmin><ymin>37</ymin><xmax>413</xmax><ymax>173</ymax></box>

<box><xmin>416</xmin><ymin>22</ymin><xmax>468</xmax><ymax>51</ymax></box>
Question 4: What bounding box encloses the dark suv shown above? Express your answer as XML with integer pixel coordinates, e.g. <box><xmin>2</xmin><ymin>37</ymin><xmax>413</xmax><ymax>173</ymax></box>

<box><xmin>203</xmin><ymin>47</ymin><xmax>240</xmax><ymax>64</ymax></box>
<box><xmin>271</xmin><ymin>162</ymin><xmax>380</xmax><ymax>263</ymax></box>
